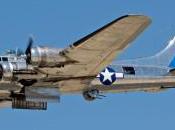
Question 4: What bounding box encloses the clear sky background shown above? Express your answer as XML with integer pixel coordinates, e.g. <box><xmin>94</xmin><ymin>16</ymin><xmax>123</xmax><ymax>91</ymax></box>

<box><xmin>0</xmin><ymin>0</ymin><xmax>175</xmax><ymax>130</ymax></box>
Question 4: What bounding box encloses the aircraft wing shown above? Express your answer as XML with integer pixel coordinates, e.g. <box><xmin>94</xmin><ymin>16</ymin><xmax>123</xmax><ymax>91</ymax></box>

<box><xmin>59</xmin><ymin>15</ymin><xmax>151</xmax><ymax>77</ymax></box>
<box><xmin>0</xmin><ymin>101</ymin><xmax>11</xmax><ymax>109</ymax></box>
<box><xmin>0</xmin><ymin>91</ymin><xmax>11</xmax><ymax>109</ymax></box>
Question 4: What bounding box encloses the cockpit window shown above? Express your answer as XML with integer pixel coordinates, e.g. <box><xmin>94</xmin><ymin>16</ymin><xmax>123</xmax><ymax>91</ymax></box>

<box><xmin>2</xmin><ymin>57</ymin><xmax>8</xmax><ymax>62</ymax></box>
<box><xmin>0</xmin><ymin>57</ymin><xmax>1</xmax><ymax>61</ymax></box>
<box><xmin>6</xmin><ymin>50</ymin><xmax>16</xmax><ymax>55</ymax></box>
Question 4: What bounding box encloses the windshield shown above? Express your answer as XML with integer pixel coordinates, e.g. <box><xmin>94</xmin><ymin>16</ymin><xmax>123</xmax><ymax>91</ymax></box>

<box><xmin>5</xmin><ymin>49</ymin><xmax>24</xmax><ymax>56</ymax></box>
<box><xmin>2</xmin><ymin>57</ymin><xmax>8</xmax><ymax>62</ymax></box>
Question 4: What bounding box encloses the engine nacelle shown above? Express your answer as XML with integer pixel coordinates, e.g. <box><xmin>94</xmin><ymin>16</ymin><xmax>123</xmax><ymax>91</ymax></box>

<box><xmin>30</xmin><ymin>46</ymin><xmax>72</xmax><ymax>67</ymax></box>
<box><xmin>0</xmin><ymin>62</ymin><xmax>14</xmax><ymax>80</ymax></box>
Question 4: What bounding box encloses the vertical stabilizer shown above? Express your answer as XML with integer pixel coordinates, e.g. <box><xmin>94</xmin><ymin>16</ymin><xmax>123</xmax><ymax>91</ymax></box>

<box><xmin>115</xmin><ymin>36</ymin><xmax>175</xmax><ymax>68</ymax></box>
<box><xmin>155</xmin><ymin>36</ymin><xmax>175</xmax><ymax>68</ymax></box>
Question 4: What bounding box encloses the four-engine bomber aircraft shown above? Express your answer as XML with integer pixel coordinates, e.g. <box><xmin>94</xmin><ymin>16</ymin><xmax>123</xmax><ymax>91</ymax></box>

<box><xmin>1</xmin><ymin>15</ymin><xmax>175</xmax><ymax>110</ymax></box>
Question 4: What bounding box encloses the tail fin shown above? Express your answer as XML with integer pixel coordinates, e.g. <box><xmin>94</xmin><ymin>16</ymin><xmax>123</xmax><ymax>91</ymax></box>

<box><xmin>154</xmin><ymin>36</ymin><xmax>175</xmax><ymax>68</ymax></box>
<box><xmin>115</xmin><ymin>36</ymin><xmax>175</xmax><ymax>68</ymax></box>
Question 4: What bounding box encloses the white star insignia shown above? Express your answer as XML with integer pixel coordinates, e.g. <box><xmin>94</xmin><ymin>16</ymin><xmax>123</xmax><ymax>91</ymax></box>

<box><xmin>100</xmin><ymin>68</ymin><xmax>114</xmax><ymax>82</ymax></box>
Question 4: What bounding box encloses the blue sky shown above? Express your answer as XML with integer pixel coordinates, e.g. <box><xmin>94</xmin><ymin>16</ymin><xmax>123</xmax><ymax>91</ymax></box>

<box><xmin>0</xmin><ymin>1</ymin><xmax>175</xmax><ymax>130</ymax></box>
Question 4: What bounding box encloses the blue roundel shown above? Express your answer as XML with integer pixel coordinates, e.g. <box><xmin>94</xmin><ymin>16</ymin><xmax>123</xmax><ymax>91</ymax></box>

<box><xmin>99</xmin><ymin>67</ymin><xmax>116</xmax><ymax>86</ymax></box>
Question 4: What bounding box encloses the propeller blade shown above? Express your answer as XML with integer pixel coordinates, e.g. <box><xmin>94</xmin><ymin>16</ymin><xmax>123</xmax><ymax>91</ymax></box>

<box><xmin>25</xmin><ymin>37</ymin><xmax>33</xmax><ymax>55</ymax></box>
<box><xmin>25</xmin><ymin>36</ymin><xmax>34</xmax><ymax>64</ymax></box>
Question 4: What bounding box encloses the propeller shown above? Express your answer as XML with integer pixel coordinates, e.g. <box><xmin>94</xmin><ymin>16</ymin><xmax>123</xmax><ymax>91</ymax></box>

<box><xmin>25</xmin><ymin>36</ymin><xmax>34</xmax><ymax>64</ymax></box>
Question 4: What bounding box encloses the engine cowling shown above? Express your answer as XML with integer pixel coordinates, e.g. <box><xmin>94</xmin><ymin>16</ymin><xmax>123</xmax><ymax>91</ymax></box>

<box><xmin>0</xmin><ymin>62</ymin><xmax>14</xmax><ymax>80</ymax></box>
<box><xmin>30</xmin><ymin>46</ymin><xmax>72</xmax><ymax>67</ymax></box>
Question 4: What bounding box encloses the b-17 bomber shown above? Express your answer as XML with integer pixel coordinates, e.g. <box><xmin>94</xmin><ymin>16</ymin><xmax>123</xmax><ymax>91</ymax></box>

<box><xmin>1</xmin><ymin>15</ymin><xmax>175</xmax><ymax>110</ymax></box>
